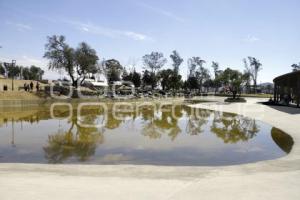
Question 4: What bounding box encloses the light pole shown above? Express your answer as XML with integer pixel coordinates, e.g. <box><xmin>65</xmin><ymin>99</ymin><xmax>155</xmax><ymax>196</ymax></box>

<box><xmin>11</xmin><ymin>60</ymin><xmax>16</xmax><ymax>91</ymax></box>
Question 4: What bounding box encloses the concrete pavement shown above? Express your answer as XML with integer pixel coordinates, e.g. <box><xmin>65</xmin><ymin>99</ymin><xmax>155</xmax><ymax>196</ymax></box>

<box><xmin>0</xmin><ymin>97</ymin><xmax>299</xmax><ymax>200</ymax></box>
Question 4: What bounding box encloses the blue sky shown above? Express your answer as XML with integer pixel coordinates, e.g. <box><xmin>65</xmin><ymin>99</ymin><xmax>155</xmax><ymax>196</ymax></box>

<box><xmin>0</xmin><ymin>0</ymin><xmax>299</xmax><ymax>82</ymax></box>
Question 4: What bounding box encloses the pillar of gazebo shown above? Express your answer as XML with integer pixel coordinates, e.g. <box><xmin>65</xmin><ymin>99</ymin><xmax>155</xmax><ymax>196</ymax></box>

<box><xmin>297</xmin><ymin>77</ymin><xmax>300</xmax><ymax>107</ymax></box>
<box><xmin>273</xmin><ymin>83</ymin><xmax>277</xmax><ymax>102</ymax></box>
<box><xmin>276</xmin><ymin>85</ymin><xmax>279</xmax><ymax>103</ymax></box>
<box><xmin>278</xmin><ymin>85</ymin><xmax>281</xmax><ymax>103</ymax></box>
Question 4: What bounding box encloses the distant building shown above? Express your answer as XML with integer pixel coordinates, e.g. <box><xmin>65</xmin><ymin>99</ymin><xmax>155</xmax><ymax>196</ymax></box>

<box><xmin>82</xmin><ymin>73</ymin><xmax>108</xmax><ymax>88</ymax></box>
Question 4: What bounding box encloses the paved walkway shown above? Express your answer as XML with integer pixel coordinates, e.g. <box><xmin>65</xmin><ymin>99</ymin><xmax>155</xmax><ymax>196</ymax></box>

<box><xmin>0</xmin><ymin>97</ymin><xmax>299</xmax><ymax>200</ymax></box>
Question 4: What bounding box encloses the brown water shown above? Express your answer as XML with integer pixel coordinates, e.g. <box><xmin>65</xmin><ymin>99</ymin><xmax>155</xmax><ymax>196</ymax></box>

<box><xmin>0</xmin><ymin>101</ymin><xmax>294</xmax><ymax>166</ymax></box>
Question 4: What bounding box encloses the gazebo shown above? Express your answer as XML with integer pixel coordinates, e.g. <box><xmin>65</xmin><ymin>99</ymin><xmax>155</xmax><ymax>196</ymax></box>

<box><xmin>273</xmin><ymin>70</ymin><xmax>300</xmax><ymax>107</ymax></box>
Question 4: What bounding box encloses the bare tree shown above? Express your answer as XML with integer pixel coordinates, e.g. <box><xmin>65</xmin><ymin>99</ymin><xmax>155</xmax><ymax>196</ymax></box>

<box><xmin>187</xmin><ymin>57</ymin><xmax>205</xmax><ymax>77</ymax></box>
<box><xmin>142</xmin><ymin>52</ymin><xmax>167</xmax><ymax>73</ymax></box>
<box><xmin>142</xmin><ymin>52</ymin><xmax>167</xmax><ymax>89</ymax></box>
<box><xmin>170</xmin><ymin>50</ymin><xmax>183</xmax><ymax>73</ymax></box>
<box><xmin>244</xmin><ymin>57</ymin><xmax>262</xmax><ymax>93</ymax></box>
<box><xmin>211</xmin><ymin>62</ymin><xmax>222</xmax><ymax>94</ymax></box>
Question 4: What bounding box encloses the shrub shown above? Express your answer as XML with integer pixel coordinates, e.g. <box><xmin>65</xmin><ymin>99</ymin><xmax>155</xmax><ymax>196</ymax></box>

<box><xmin>224</xmin><ymin>97</ymin><xmax>247</xmax><ymax>103</ymax></box>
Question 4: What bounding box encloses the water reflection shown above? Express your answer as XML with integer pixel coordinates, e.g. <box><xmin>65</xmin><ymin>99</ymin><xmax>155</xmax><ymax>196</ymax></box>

<box><xmin>142</xmin><ymin>105</ymin><xmax>183</xmax><ymax>140</ymax></box>
<box><xmin>0</xmin><ymin>102</ymin><xmax>294</xmax><ymax>165</ymax></box>
<box><xmin>211</xmin><ymin>112</ymin><xmax>259</xmax><ymax>143</ymax></box>
<box><xmin>44</xmin><ymin>114</ymin><xmax>104</xmax><ymax>163</ymax></box>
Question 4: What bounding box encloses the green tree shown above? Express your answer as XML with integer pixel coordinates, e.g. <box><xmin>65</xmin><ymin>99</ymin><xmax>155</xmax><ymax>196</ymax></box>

<box><xmin>44</xmin><ymin>35</ymin><xmax>76</xmax><ymax>85</ymax></box>
<box><xmin>0</xmin><ymin>63</ymin><xmax>5</xmax><ymax>75</ymax></box>
<box><xmin>291</xmin><ymin>63</ymin><xmax>300</xmax><ymax>72</ymax></box>
<box><xmin>4</xmin><ymin>64</ymin><xmax>20</xmax><ymax>78</ymax></box>
<box><xmin>203</xmin><ymin>78</ymin><xmax>213</xmax><ymax>93</ymax></box>
<box><xmin>169</xmin><ymin>73</ymin><xmax>182</xmax><ymax>91</ymax></box>
<box><xmin>122</xmin><ymin>68</ymin><xmax>130</xmax><ymax>81</ymax></box>
<box><xmin>242</xmin><ymin>70</ymin><xmax>251</xmax><ymax>94</ymax></box>
<box><xmin>169</xmin><ymin>50</ymin><xmax>183</xmax><ymax>90</ymax></box>
<box><xmin>75</xmin><ymin>42</ymin><xmax>99</xmax><ymax>85</ymax></box>
<box><xmin>142</xmin><ymin>70</ymin><xmax>156</xmax><ymax>89</ymax></box>
<box><xmin>186</xmin><ymin>76</ymin><xmax>198</xmax><ymax>90</ymax></box>
<box><xmin>22</xmin><ymin>67</ymin><xmax>30</xmax><ymax>80</ymax></box>
<box><xmin>44</xmin><ymin>35</ymin><xmax>98</xmax><ymax>87</ymax></box>
<box><xmin>131</xmin><ymin>70</ymin><xmax>141</xmax><ymax>88</ymax></box>
<box><xmin>219</xmin><ymin>68</ymin><xmax>246</xmax><ymax>99</ymax></box>
<box><xmin>22</xmin><ymin>65</ymin><xmax>44</xmax><ymax>80</ymax></box>
<box><xmin>122</xmin><ymin>68</ymin><xmax>141</xmax><ymax>88</ymax></box>
<box><xmin>158</xmin><ymin>69</ymin><xmax>173</xmax><ymax>90</ymax></box>
<box><xmin>104</xmin><ymin>59</ymin><xmax>123</xmax><ymax>82</ymax></box>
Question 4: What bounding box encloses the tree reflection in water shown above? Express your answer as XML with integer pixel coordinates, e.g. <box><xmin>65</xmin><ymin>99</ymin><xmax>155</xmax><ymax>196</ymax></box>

<box><xmin>211</xmin><ymin>112</ymin><xmax>260</xmax><ymax>143</ymax></box>
<box><xmin>1</xmin><ymin>102</ymin><xmax>288</xmax><ymax>165</ymax></box>
<box><xmin>141</xmin><ymin>104</ymin><xmax>183</xmax><ymax>140</ymax></box>
<box><xmin>184</xmin><ymin>106</ymin><xmax>212</xmax><ymax>136</ymax></box>
<box><xmin>44</xmin><ymin>109</ymin><xmax>104</xmax><ymax>163</ymax></box>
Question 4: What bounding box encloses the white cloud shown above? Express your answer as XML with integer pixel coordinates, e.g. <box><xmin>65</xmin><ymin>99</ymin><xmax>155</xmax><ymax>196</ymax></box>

<box><xmin>244</xmin><ymin>35</ymin><xmax>260</xmax><ymax>43</ymax></box>
<box><xmin>65</xmin><ymin>20</ymin><xmax>153</xmax><ymax>41</ymax></box>
<box><xmin>124</xmin><ymin>31</ymin><xmax>147</xmax><ymax>41</ymax></box>
<box><xmin>137</xmin><ymin>2</ymin><xmax>185</xmax><ymax>23</ymax></box>
<box><xmin>21</xmin><ymin>56</ymin><xmax>44</xmax><ymax>65</ymax></box>
<box><xmin>81</xmin><ymin>27</ymin><xmax>89</xmax><ymax>32</ymax></box>
<box><xmin>6</xmin><ymin>21</ymin><xmax>32</xmax><ymax>31</ymax></box>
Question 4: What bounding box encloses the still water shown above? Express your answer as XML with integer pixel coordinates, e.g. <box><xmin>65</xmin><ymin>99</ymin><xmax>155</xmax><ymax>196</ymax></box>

<box><xmin>0</xmin><ymin>101</ymin><xmax>294</xmax><ymax>166</ymax></box>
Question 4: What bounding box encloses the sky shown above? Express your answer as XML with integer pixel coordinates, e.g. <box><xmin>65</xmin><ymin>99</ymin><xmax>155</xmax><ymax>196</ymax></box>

<box><xmin>0</xmin><ymin>0</ymin><xmax>299</xmax><ymax>83</ymax></box>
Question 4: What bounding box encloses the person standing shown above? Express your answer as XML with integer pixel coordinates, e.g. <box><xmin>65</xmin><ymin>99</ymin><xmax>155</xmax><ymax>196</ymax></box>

<box><xmin>30</xmin><ymin>81</ymin><xmax>34</xmax><ymax>91</ymax></box>
<box><xmin>24</xmin><ymin>83</ymin><xmax>27</xmax><ymax>91</ymax></box>
<box><xmin>36</xmin><ymin>81</ymin><xmax>40</xmax><ymax>91</ymax></box>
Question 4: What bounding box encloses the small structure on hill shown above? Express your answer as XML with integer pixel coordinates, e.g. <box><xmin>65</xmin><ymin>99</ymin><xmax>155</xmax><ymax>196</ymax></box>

<box><xmin>273</xmin><ymin>71</ymin><xmax>300</xmax><ymax>107</ymax></box>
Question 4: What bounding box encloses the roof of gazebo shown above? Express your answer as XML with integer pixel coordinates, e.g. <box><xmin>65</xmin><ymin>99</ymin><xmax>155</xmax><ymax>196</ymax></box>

<box><xmin>273</xmin><ymin>70</ymin><xmax>300</xmax><ymax>86</ymax></box>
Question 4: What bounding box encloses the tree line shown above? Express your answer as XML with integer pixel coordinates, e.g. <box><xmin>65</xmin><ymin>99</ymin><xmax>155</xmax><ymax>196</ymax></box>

<box><xmin>44</xmin><ymin>35</ymin><xmax>268</xmax><ymax>98</ymax></box>
<box><xmin>0</xmin><ymin>63</ymin><xmax>44</xmax><ymax>80</ymax></box>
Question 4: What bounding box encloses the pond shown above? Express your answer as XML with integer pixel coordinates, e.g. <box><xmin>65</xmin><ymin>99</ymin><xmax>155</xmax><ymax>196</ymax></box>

<box><xmin>0</xmin><ymin>101</ymin><xmax>294</xmax><ymax>166</ymax></box>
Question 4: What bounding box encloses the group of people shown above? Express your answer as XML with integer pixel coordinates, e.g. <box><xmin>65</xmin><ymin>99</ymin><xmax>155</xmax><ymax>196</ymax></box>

<box><xmin>24</xmin><ymin>81</ymin><xmax>40</xmax><ymax>92</ymax></box>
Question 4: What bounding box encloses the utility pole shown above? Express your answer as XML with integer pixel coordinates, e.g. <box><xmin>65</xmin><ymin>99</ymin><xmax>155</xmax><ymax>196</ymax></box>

<box><xmin>4</xmin><ymin>60</ymin><xmax>17</xmax><ymax>90</ymax></box>
<box><xmin>11</xmin><ymin>60</ymin><xmax>16</xmax><ymax>91</ymax></box>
